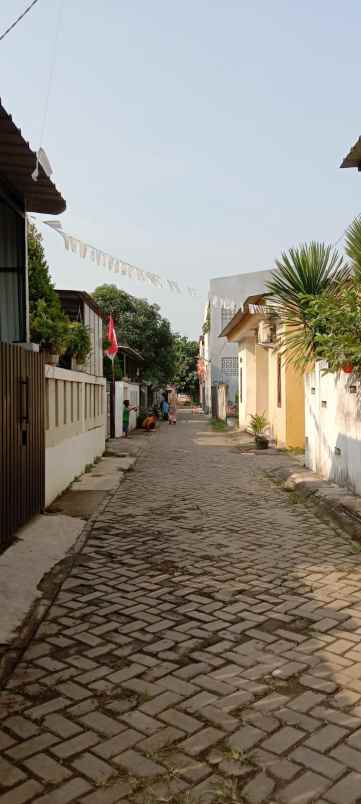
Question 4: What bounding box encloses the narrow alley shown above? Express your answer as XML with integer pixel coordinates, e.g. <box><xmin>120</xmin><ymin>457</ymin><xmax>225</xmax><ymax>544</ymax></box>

<box><xmin>2</xmin><ymin>411</ymin><xmax>361</xmax><ymax>804</ymax></box>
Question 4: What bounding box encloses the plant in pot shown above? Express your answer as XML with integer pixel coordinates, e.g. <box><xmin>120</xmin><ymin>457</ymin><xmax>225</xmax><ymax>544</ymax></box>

<box><xmin>30</xmin><ymin>300</ymin><xmax>69</xmax><ymax>364</ymax></box>
<box><xmin>249</xmin><ymin>412</ymin><xmax>269</xmax><ymax>449</ymax></box>
<box><xmin>67</xmin><ymin>322</ymin><xmax>92</xmax><ymax>368</ymax></box>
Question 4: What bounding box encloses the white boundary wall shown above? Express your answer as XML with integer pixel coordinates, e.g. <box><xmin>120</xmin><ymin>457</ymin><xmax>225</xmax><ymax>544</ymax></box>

<box><xmin>115</xmin><ymin>381</ymin><xmax>140</xmax><ymax>437</ymax></box>
<box><xmin>305</xmin><ymin>362</ymin><xmax>361</xmax><ymax>495</ymax></box>
<box><xmin>45</xmin><ymin>366</ymin><xmax>106</xmax><ymax>506</ymax></box>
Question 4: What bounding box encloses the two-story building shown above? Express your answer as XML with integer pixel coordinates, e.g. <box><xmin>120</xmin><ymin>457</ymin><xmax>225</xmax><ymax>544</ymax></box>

<box><xmin>202</xmin><ymin>270</ymin><xmax>272</xmax><ymax>413</ymax></box>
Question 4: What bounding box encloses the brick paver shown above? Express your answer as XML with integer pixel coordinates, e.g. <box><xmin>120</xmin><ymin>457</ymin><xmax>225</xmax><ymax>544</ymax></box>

<box><xmin>3</xmin><ymin>411</ymin><xmax>361</xmax><ymax>802</ymax></box>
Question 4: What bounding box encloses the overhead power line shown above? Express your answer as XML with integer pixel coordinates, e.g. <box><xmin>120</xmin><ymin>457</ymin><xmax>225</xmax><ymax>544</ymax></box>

<box><xmin>0</xmin><ymin>0</ymin><xmax>40</xmax><ymax>43</ymax></box>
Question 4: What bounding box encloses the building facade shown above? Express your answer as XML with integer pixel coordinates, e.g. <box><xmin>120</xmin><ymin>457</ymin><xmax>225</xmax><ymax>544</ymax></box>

<box><xmin>207</xmin><ymin>271</ymin><xmax>272</xmax><ymax>407</ymax></box>
<box><xmin>0</xmin><ymin>99</ymin><xmax>66</xmax><ymax>546</ymax></box>
<box><xmin>57</xmin><ymin>290</ymin><xmax>104</xmax><ymax>376</ymax></box>
<box><xmin>222</xmin><ymin>296</ymin><xmax>305</xmax><ymax>449</ymax></box>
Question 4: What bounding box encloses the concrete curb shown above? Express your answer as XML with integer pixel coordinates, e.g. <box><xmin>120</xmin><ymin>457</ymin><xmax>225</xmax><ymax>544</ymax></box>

<box><xmin>0</xmin><ymin>439</ymin><xmax>147</xmax><ymax>690</ymax></box>
<box><xmin>264</xmin><ymin>457</ymin><xmax>361</xmax><ymax>542</ymax></box>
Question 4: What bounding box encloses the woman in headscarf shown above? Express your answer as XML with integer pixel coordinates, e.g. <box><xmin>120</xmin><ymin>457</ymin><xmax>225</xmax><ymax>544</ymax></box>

<box><xmin>168</xmin><ymin>386</ymin><xmax>177</xmax><ymax>425</ymax></box>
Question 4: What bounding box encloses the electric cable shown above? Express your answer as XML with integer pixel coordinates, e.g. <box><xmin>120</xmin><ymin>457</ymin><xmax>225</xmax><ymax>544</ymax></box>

<box><xmin>0</xmin><ymin>0</ymin><xmax>40</xmax><ymax>43</ymax></box>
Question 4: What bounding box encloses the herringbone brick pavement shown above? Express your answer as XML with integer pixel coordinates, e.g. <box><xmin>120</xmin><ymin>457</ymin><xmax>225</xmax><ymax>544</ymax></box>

<box><xmin>2</xmin><ymin>412</ymin><xmax>361</xmax><ymax>803</ymax></box>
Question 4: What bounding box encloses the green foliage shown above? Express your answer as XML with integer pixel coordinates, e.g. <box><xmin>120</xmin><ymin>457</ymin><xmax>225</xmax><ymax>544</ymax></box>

<box><xmin>28</xmin><ymin>223</ymin><xmax>69</xmax><ymax>353</ymax></box>
<box><xmin>345</xmin><ymin>216</ymin><xmax>361</xmax><ymax>278</ymax></box>
<box><xmin>301</xmin><ymin>282</ymin><xmax>361</xmax><ymax>372</ymax></box>
<box><xmin>173</xmin><ymin>335</ymin><xmax>199</xmax><ymax>398</ymax></box>
<box><xmin>67</xmin><ymin>322</ymin><xmax>92</xmax><ymax>363</ymax></box>
<box><xmin>267</xmin><ymin>242</ymin><xmax>350</xmax><ymax>370</ymax></box>
<box><xmin>202</xmin><ymin>304</ymin><xmax>211</xmax><ymax>335</ymax></box>
<box><xmin>93</xmin><ymin>284</ymin><xmax>177</xmax><ymax>384</ymax></box>
<box><xmin>30</xmin><ymin>299</ymin><xmax>69</xmax><ymax>354</ymax></box>
<box><xmin>211</xmin><ymin>418</ymin><xmax>228</xmax><ymax>431</ymax></box>
<box><xmin>28</xmin><ymin>223</ymin><xmax>61</xmax><ymax>313</ymax></box>
<box><xmin>249</xmin><ymin>412</ymin><xmax>268</xmax><ymax>435</ymax></box>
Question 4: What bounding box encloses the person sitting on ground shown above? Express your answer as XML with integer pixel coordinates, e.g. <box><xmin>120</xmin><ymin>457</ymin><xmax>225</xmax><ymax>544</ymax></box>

<box><xmin>122</xmin><ymin>399</ymin><xmax>137</xmax><ymax>438</ymax></box>
<box><xmin>142</xmin><ymin>413</ymin><xmax>157</xmax><ymax>431</ymax></box>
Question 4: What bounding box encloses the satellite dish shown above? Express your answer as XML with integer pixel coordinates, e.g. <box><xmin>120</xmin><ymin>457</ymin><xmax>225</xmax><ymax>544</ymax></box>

<box><xmin>31</xmin><ymin>147</ymin><xmax>53</xmax><ymax>182</ymax></box>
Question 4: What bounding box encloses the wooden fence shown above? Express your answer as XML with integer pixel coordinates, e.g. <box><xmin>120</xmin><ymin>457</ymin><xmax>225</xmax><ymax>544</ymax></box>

<box><xmin>0</xmin><ymin>344</ymin><xmax>45</xmax><ymax>549</ymax></box>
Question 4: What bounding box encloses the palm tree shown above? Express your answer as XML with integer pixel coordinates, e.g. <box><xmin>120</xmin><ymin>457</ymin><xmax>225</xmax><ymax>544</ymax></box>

<box><xmin>266</xmin><ymin>242</ymin><xmax>349</xmax><ymax>370</ymax></box>
<box><xmin>345</xmin><ymin>216</ymin><xmax>361</xmax><ymax>279</ymax></box>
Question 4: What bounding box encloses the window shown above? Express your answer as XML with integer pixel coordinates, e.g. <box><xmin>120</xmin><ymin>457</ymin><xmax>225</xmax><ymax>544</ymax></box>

<box><xmin>277</xmin><ymin>354</ymin><xmax>282</xmax><ymax>407</ymax></box>
<box><xmin>221</xmin><ymin>357</ymin><xmax>238</xmax><ymax>376</ymax></box>
<box><xmin>220</xmin><ymin>306</ymin><xmax>233</xmax><ymax>333</ymax></box>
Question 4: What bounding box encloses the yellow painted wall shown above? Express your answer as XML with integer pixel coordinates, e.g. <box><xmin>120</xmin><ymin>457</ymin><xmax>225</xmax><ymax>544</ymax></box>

<box><xmin>267</xmin><ymin>351</ymin><xmax>304</xmax><ymax>448</ymax></box>
<box><xmin>234</xmin><ymin>326</ymin><xmax>305</xmax><ymax>447</ymax></box>
<box><xmin>285</xmin><ymin>363</ymin><xmax>305</xmax><ymax>448</ymax></box>
<box><xmin>238</xmin><ymin>338</ymin><xmax>256</xmax><ymax>429</ymax></box>
<box><xmin>268</xmin><ymin>350</ymin><xmax>287</xmax><ymax>446</ymax></box>
<box><xmin>255</xmin><ymin>344</ymin><xmax>269</xmax><ymax>417</ymax></box>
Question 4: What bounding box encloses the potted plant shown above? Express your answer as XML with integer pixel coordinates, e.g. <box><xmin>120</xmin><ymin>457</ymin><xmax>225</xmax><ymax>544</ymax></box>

<box><xmin>30</xmin><ymin>300</ymin><xmax>69</xmax><ymax>364</ymax></box>
<box><xmin>342</xmin><ymin>362</ymin><xmax>353</xmax><ymax>374</ymax></box>
<box><xmin>67</xmin><ymin>322</ymin><xmax>92</xmax><ymax>368</ymax></box>
<box><xmin>249</xmin><ymin>412</ymin><xmax>269</xmax><ymax>449</ymax></box>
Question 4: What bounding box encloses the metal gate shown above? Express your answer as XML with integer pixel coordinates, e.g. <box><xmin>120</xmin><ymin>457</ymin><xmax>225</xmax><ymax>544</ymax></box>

<box><xmin>211</xmin><ymin>384</ymin><xmax>218</xmax><ymax>418</ymax></box>
<box><xmin>0</xmin><ymin>344</ymin><xmax>45</xmax><ymax>549</ymax></box>
<box><xmin>211</xmin><ymin>383</ymin><xmax>228</xmax><ymax>421</ymax></box>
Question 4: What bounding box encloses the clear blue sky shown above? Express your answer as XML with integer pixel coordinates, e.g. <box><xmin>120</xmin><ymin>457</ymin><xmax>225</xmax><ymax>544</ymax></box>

<box><xmin>1</xmin><ymin>0</ymin><xmax>360</xmax><ymax>337</ymax></box>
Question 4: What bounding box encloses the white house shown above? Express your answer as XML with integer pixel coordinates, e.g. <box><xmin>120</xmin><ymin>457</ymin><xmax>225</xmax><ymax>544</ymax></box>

<box><xmin>206</xmin><ymin>270</ymin><xmax>272</xmax><ymax>409</ymax></box>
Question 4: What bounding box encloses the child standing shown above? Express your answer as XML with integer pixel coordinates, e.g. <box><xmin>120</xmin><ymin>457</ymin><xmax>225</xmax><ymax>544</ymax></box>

<box><xmin>122</xmin><ymin>400</ymin><xmax>137</xmax><ymax>438</ymax></box>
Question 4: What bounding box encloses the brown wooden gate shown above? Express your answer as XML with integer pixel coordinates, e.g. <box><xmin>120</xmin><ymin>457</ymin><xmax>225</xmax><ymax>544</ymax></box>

<box><xmin>0</xmin><ymin>344</ymin><xmax>45</xmax><ymax>549</ymax></box>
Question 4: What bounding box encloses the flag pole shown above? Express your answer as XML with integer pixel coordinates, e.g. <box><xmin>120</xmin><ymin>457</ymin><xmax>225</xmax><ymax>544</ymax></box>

<box><xmin>111</xmin><ymin>355</ymin><xmax>115</xmax><ymax>439</ymax></box>
<box><xmin>106</xmin><ymin>313</ymin><xmax>118</xmax><ymax>440</ymax></box>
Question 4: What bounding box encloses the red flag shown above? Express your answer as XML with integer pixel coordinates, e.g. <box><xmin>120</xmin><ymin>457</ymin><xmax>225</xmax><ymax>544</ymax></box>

<box><xmin>105</xmin><ymin>315</ymin><xmax>118</xmax><ymax>360</ymax></box>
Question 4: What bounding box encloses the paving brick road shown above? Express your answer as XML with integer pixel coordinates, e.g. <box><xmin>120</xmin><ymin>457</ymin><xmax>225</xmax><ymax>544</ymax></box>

<box><xmin>3</xmin><ymin>411</ymin><xmax>361</xmax><ymax>803</ymax></box>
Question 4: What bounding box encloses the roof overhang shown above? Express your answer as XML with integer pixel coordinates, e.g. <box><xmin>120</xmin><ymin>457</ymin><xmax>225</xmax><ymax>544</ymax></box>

<box><xmin>340</xmin><ymin>137</ymin><xmax>361</xmax><ymax>170</ymax></box>
<box><xmin>56</xmin><ymin>289</ymin><xmax>105</xmax><ymax>320</ymax></box>
<box><xmin>219</xmin><ymin>293</ymin><xmax>267</xmax><ymax>339</ymax></box>
<box><xmin>0</xmin><ymin>99</ymin><xmax>66</xmax><ymax>213</ymax></box>
<box><xmin>118</xmin><ymin>344</ymin><xmax>144</xmax><ymax>362</ymax></box>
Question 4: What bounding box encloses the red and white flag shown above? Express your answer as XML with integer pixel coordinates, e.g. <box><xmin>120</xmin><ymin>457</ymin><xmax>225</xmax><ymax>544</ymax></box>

<box><xmin>105</xmin><ymin>315</ymin><xmax>118</xmax><ymax>360</ymax></box>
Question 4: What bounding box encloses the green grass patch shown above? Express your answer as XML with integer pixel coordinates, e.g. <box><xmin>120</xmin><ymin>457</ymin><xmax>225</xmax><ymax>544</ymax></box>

<box><xmin>210</xmin><ymin>418</ymin><xmax>228</xmax><ymax>432</ymax></box>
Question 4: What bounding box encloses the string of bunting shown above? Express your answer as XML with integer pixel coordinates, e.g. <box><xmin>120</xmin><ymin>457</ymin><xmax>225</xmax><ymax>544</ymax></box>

<box><xmin>43</xmin><ymin>220</ymin><xmax>238</xmax><ymax>311</ymax></box>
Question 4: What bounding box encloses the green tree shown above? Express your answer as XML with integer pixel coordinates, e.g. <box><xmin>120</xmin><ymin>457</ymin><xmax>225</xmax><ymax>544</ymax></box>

<box><xmin>28</xmin><ymin>223</ymin><xmax>63</xmax><ymax>314</ymax></box>
<box><xmin>27</xmin><ymin>224</ymin><xmax>91</xmax><ymax>361</ymax></box>
<box><xmin>93</xmin><ymin>284</ymin><xmax>177</xmax><ymax>384</ymax></box>
<box><xmin>266</xmin><ymin>242</ymin><xmax>350</xmax><ymax>370</ymax></box>
<box><xmin>300</xmin><ymin>285</ymin><xmax>361</xmax><ymax>372</ymax></box>
<box><xmin>173</xmin><ymin>336</ymin><xmax>199</xmax><ymax>398</ymax></box>
<box><xmin>28</xmin><ymin>223</ymin><xmax>69</xmax><ymax>354</ymax></box>
<box><xmin>299</xmin><ymin>218</ymin><xmax>361</xmax><ymax>373</ymax></box>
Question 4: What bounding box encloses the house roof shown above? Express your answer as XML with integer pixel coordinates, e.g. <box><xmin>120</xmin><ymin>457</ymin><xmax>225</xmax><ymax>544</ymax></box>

<box><xmin>219</xmin><ymin>294</ymin><xmax>266</xmax><ymax>338</ymax></box>
<box><xmin>0</xmin><ymin>100</ymin><xmax>66</xmax><ymax>213</ymax></box>
<box><xmin>340</xmin><ymin>137</ymin><xmax>361</xmax><ymax>170</ymax></box>
<box><xmin>56</xmin><ymin>289</ymin><xmax>105</xmax><ymax>320</ymax></box>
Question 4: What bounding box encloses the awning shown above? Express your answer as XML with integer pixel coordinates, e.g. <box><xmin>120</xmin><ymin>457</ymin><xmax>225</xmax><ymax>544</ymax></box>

<box><xmin>118</xmin><ymin>344</ymin><xmax>144</xmax><ymax>362</ymax></box>
<box><xmin>219</xmin><ymin>293</ymin><xmax>266</xmax><ymax>338</ymax></box>
<box><xmin>0</xmin><ymin>99</ymin><xmax>66</xmax><ymax>214</ymax></box>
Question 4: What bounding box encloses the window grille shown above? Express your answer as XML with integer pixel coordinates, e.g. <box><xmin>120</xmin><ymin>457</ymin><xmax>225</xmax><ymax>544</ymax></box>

<box><xmin>221</xmin><ymin>357</ymin><xmax>238</xmax><ymax>376</ymax></box>
<box><xmin>220</xmin><ymin>306</ymin><xmax>233</xmax><ymax>332</ymax></box>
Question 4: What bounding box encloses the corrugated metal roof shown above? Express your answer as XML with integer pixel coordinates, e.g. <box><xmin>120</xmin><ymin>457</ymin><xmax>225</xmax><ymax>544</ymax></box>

<box><xmin>340</xmin><ymin>136</ymin><xmax>361</xmax><ymax>170</ymax></box>
<box><xmin>56</xmin><ymin>289</ymin><xmax>105</xmax><ymax>320</ymax></box>
<box><xmin>0</xmin><ymin>99</ymin><xmax>66</xmax><ymax>213</ymax></box>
